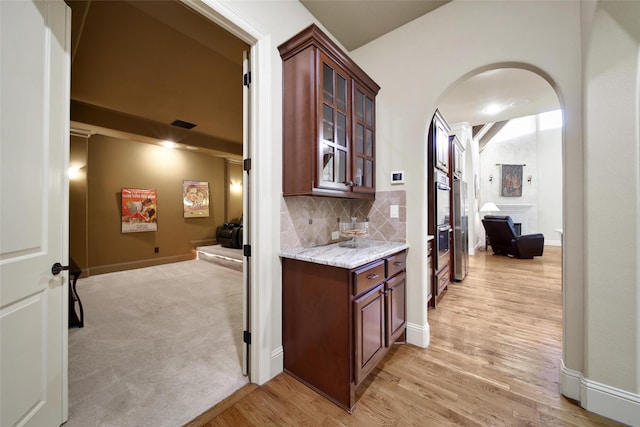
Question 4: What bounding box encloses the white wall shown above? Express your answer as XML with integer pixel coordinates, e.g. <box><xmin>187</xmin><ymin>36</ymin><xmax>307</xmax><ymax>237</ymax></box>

<box><xmin>351</xmin><ymin>0</ymin><xmax>585</xmax><ymax>388</ymax></box>
<box><xmin>584</xmin><ymin>0</ymin><xmax>640</xmax><ymax>403</ymax></box>
<box><xmin>203</xmin><ymin>2</ymin><xmax>640</xmax><ymax>424</ymax></box>
<box><xmin>479</xmin><ymin>113</ymin><xmax>563</xmax><ymax>244</ymax></box>
<box><xmin>537</xmin><ymin>125</ymin><xmax>563</xmax><ymax>245</ymax></box>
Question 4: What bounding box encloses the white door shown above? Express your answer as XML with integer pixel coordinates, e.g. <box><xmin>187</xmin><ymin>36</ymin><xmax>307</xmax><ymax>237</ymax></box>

<box><xmin>0</xmin><ymin>1</ymin><xmax>70</xmax><ymax>426</ymax></box>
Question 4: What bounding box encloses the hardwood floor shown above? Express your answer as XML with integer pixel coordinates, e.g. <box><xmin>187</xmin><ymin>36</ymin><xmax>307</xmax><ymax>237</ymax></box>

<box><xmin>187</xmin><ymin>246</ymin><xmax>624</xmax><ymax>426</ymax></box>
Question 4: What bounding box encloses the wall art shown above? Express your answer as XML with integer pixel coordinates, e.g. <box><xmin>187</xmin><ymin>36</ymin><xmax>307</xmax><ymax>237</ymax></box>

<box><xmin>501</xmin><ymin>164</ymin><xmax>523</xmax><ymax>197</ymax></box>
<box><xmin>183</xmin><ymin>180</ymin><xmax>210</xmax><ymax>218</ymax></box>
<box><xmin>121</xmin><ymin>188</ymin><xmax>157</xmax><ymax>233</ymax></box>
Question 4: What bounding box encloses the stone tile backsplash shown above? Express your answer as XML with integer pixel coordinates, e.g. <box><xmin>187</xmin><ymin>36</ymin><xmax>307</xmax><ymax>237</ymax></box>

<box><xmin>280</xmin><ymin>190</ymin><xmax>406</xmax><ymax>250</ymax></box>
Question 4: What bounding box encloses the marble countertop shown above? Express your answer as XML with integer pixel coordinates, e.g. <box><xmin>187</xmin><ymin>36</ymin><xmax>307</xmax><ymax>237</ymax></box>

<box><xmin>280</xmin><ymin>239</ymin><xmax>409</xmax><ymax>269</ymax></box>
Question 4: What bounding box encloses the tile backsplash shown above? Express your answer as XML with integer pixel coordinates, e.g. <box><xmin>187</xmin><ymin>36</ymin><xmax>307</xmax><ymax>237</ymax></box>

<box><xmin>280</xmin><ymin>190</ymin><xmax>406</xmax><ymax>250</ymax></box>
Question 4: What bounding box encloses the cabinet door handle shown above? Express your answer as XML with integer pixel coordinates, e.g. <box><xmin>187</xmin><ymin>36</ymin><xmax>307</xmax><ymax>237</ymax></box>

<box><xmin>367</xmin><ymin>273</ymin><xmax>379</xmax><ymax>280</ymax></box>
<box><xmin>394</xmin><ymin>261</ymin><xmax>403</xmax><ymax>266</ymax></box>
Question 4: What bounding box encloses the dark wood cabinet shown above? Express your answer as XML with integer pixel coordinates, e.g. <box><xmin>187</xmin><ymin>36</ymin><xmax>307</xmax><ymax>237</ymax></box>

<box><xmin>432</xmin><ymin>110</ymin><xmax>450</xmax><ymax>174</ymax></box>
<box><xmin>451</xmin><ymin>134</ymin><xmax>464</xmax><ymax>178</ymax></box>
<box><xmin>428</xmin><ymin>109</ymin><xmax>452</xmax><ymax>307</ymax></box>
<box><xmin>282</xmin><ymin>249</ymin><xmax>407</xmax><ymax>412</ymax></box>
<box><xmin>279</xmin><ymin>24</ymin><xmax>380</xmax><ymax>198</ymax></box>
<box><xmin>354</xmin><ymin>283</ymin><xmax>385</xmax><ymax>385</ymax></box>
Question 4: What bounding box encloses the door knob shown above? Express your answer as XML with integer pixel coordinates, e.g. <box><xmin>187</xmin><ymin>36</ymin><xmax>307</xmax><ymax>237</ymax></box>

<box><xmin>51</xmin><ymin>262</ymin><xmax>69</xmax><ymax>276</ymax></box>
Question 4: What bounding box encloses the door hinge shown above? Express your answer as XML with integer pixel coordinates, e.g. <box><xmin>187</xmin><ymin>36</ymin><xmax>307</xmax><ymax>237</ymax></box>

<box><xmin>243</xmin><ymin>244</ymin><xmax>251</xmax><ymax>257</ymax></box>
<box><xmin>243</xmin><ymin>72</ymin><xmax>251</xmax><ymax>86</ymax></box>
<box><xmin>243</xmin><ymin>330</ymin><xmax>252</xmax><ymax>345</ymax></box>
<box><xmin>243</xmin><ymin>158</ymin><xmax>251</xmax><ymax>172</ymax></box>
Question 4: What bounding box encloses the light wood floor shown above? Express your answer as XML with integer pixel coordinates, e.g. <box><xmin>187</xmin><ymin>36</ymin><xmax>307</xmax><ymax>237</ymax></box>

<box><xmin>187</xmin><ymin>246</ymin><xmax>623</xmax><ymax>426</ymax></box>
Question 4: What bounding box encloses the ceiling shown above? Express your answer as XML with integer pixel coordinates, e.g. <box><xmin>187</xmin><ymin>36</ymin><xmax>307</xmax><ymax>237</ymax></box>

<box><xmin>301</xmin><ymin>1</ymin><xmax>560</xmax><ymax>127</ymax></box>
<box><xmin>68</xmin><ymin>0</ymin><xmax>559</xmax><ymax>158</ymax></box>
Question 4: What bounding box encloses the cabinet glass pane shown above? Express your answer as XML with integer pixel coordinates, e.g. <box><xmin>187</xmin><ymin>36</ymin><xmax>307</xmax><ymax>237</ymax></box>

<box><xmin>356</xmin><ymin>124</ymin><xmax>364</xmax><ymax>154</ymax></box>
<box><xmin>323</xmin><ymin>63</ymin><xmax>334</xmax><ymax>103</ymax></box>
<box><xmin>337</xmin><ymin>149</ymin><xmax>346</xmax><ymax>184</ymax></box>
<box><xmin>365</xmin><ymin>159</ymin><xmax>373</xmax><ymax>187</ymax></box>
<box><xmin>337</xmin><ymin>74</ymin><xmax>347</xmax><ymax>111</ymax></box>
<box><xmin>356</xmin><ymin>157</ymin><xmax>364</xmax><ymax>187</ymax></box>
<box><xmin>356</xmin><ymin>91</ymin><xmax>364</xmax><ymax>121</ymax></box>
<box><xmin>365</xmin><ymin>96</ymin><xmax>374</xmax><ymax>126</ymax></box>
<box><xmin>365</xmin><ymin>129</ymin><xmax>373</xmax><ymax>156</ymax></box>
<box><xmin>322</xmin><ymin>143</ymin><xmax>334</xmax><ymax>181</ymax></box>
<box><xmin>323</xmin><ymin>104</ymin><xmax>334</xmax><ymax>142</ymax></box>
<box><xmin>337</xmin><ymin>112</ymin><xmax>347</xmax><ymax>147</ymax></box>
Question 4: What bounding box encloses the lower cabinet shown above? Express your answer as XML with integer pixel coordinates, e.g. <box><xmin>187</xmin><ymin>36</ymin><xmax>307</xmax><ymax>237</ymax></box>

<box><xmin>282</xmin><ymin>250</ymin><xmax>407</xmax><ymax>412</ymax></box>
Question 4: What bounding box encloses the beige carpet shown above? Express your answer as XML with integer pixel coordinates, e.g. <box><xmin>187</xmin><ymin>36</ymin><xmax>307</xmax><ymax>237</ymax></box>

<box><xmin>67</xmin><ymin>259</ymin><xmax>248</xmax><ymax>427</ymax></box>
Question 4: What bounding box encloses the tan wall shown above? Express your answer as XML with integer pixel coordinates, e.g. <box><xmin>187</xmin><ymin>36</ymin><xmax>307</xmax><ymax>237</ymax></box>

<box><xmin>226</xmin><ymin>160</ymin><xmax>243</xmax><ymax>222</ymax></box>
<box><xmin>69</xmin><ymin>135</ymin><xmax>89</xmax><ymax>272</ymax></box>
<box><xmin>84</xmin><ymin>134</ymin><xmax>228</xmax><ymax>275</ymax></box>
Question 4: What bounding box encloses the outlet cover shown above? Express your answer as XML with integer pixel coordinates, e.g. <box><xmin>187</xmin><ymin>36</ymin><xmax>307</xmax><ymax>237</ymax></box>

<box><xmin>390</xmin><ymin>205</ymin><xmax>399</xmax><ymax>218</ymax></box>
<box><xmin>331</xmin><ymin>230</ymin><xmax>340</xmax><ymax>240</ymax></box>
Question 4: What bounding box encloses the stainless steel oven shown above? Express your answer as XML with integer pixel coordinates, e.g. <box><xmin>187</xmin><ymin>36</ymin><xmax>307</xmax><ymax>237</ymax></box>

<box><xmin>434</xmin><ymin>171</ymin><xmax>451</xmax><ymax>270</ymax></box>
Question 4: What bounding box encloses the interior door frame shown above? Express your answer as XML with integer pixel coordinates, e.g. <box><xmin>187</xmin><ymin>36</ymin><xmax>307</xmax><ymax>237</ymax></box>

<box><xmin>181</xmin><ymin>0</ymin><xmax>262</xmax><ymax>383</ymax></box>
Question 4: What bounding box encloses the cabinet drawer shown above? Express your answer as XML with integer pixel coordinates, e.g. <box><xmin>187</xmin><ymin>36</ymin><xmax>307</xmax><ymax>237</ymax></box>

<box><xmin>386</xmin><ymin>250</ymin><xmax>407</xmax><ymax>278</ymax></box>
<box><xmin>436</xmin><ymin>265</ymin><xmax>449</xmax><ymax>295</ymax></box>
<box><xmin>353</xmin><ymin>261</ymin><xmax>385</xmax><ymax>296</ymax></box>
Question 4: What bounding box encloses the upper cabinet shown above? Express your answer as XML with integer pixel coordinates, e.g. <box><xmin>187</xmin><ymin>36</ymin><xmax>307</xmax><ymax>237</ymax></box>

<box><xmin>451</xmin><ymin>134</ymin><xmax>464</xmax><ymax>178</ymax></box>
<box><xmin>279</xmin><ymin>25</ymin><xmax>380</xmax><ymax>199</ymax></box>
<box><xmin>431</xmin><ymin>110</ymin><xmax>450</xmax><ymax>174</ymax></box>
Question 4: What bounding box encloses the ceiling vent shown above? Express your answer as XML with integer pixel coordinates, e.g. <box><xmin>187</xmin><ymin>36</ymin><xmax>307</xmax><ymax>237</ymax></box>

<box><xmin>171</xmin><ymin>119</ymin><xmax>197</xmax><ymax>130</ymax></box>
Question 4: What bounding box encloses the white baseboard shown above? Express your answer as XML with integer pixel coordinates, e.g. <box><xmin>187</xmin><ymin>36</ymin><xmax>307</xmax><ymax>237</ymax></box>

<box><xmin>270</xmin><ymin>345</ymin><xmax>284</xmax><ymax>379</ymax></box>
<box><xmin>560</xmin><ymin>359</ymin><xmax>582</xmax><ymax>401</ymax></box>
<box><xmin>560</xmin><ymin>359</ymin><xmax>640</xmax><ymax>426</ymax></box>
<box><xmin>545</xmin><ymin>239</ymin><xmax>561</xmax><ymax>247</ymax></box>
<box><xmin>581</xmin><ymin>377</ymin><xmax>640</xmax><ymax>426</ymax></box>
<box><xmin>406</xmin><ymin>321</ymin><xmax>430</xmax><ymax>348</ymax></box>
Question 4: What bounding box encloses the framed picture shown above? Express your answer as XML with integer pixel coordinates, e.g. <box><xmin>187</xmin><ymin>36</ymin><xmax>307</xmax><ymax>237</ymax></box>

<box><xmin>501</xmin><ymin>164</ymin><xmax>523</xmax><ymax>197</ymax></box>
<box><xmin>121</xmin><ymin>188</ymin><xmax>157</xmax><ymax>233</ymax></box>
<box><xmin>183</xmin><ymin>180</ymin><xmax>210</xmax><ymax>218</ymax></box>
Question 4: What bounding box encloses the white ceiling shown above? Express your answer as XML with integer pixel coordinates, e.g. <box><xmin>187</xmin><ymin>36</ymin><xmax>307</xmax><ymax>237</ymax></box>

<box><xmin>302</xmin><ymin>1</ymin><xmax>561</xmax><ymax>126</ymax></box>
<box><xmin>68</xmin><ymin>0</ymin><xmax>560</xmax><ymax>157</ymax></box>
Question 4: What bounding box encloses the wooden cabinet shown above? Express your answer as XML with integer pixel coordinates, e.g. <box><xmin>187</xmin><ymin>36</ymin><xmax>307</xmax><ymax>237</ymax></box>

<box><xmin>427</xmin><ymin>239</ymin><xmax>434</xmax><ymax>307</ymax></box>
<box><xmin>451</xmin><ymin>134</ymin><xmax>464</xmax><ymax>178</ymax></box>
<box><xmin>432</xmin><ymin>110</ymin><xmax>451</xmax><ymax>174</ymax></box>
<box><xmin>279</xmin><ymin>24</ymin><xmax>380</xmax><ymax>199</ymax></box>
<box><xmin>282</xmin><ymin>249</ymin><xmax>407</xmax><ymax>412</ymax></box>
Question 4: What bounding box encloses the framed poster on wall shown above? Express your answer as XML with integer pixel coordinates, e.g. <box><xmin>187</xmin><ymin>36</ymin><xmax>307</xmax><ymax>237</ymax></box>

<box><xmin>183</xmin><ymin>180</ymin><xmax>210</xmax><ymax>218</ymax></box>
<box><xmin>121</xmin><ymin>188</ymin><xmax>157</xmax><ymax>233</ymax></box>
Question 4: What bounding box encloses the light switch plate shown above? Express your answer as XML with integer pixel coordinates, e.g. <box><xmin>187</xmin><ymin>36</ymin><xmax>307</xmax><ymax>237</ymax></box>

<box><xmin>390</xmin><ymin>205</ymin><xmax>399</xmax><ymax>218</ymax></box>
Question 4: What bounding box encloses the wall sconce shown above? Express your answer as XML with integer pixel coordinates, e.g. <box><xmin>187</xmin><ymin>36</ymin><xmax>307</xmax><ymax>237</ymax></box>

<box><xmin>67</xmin><ymin>165</ymin><xmax>85</xmax><ymax>179</ymax></box>
<box><xmin>488</xmin><ymin>174</ymin><xmax>493</xmax><ymax>183</ymax></box>
<box><xmin>230</xmin><ymin>181</ymin><xmax>242</xmax><ymax>193</ymax></box>
<box><xmin>527</xmin><ymin>175</ymin><xmax>532</xmax><ymax>183</ymax></box>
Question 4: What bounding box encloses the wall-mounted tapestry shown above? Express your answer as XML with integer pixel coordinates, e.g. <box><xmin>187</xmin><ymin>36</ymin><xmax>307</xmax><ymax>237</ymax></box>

<box><xmin>121</xmin><ymin>188</ymin><xmax>157</xmax><ymax>233</ymax></box>
<box><xmin>183</xmin><ymin>180</ymin><xmax>210</xmax><ymax>218</ymax></box>
<box><xmin>501</xmin><ymin>164</ymin><xmax>523</xmax><ymax>197</ymax></box>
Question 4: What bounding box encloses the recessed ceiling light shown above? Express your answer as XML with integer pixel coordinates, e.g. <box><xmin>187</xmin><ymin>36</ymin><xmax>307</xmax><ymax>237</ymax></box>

<box><xmin>483</xmin><ymin>104</ymin><xmax>504</xmax><ymax>115</ymax></box>
<box><xmin>161</xmin><ymin>141</ymin><xmax>177</xmax><ymax>149</ymax></box>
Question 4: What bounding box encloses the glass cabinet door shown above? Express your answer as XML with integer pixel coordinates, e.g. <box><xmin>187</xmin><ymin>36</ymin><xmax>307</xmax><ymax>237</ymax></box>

<box><xmin>319</xmin><ymin>54</ymin><xmax>350</xmax><ymax>191</ymax></box>
<box><xmin>352</xmin><ymin>83</ymin><xmax>375</xmax><ymax>194</ymax></box>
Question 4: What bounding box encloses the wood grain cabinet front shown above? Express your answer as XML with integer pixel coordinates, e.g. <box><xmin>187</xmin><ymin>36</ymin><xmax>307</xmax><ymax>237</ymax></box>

<box><xmin>278</xmin><ymin>24</ymin><xmax>380</xmax><ymax>199</ymax></box>
<box><xmin>282</xmin><ymin>249</ymin><xmax>407</xmax><ymax>412</ymax></box>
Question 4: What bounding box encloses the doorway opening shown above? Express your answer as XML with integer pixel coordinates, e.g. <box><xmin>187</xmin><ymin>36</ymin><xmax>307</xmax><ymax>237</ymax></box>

<box><xmin>65</xmin><ymin>1</ymin><xmax>253</xmax><ymax>425</ymax></box>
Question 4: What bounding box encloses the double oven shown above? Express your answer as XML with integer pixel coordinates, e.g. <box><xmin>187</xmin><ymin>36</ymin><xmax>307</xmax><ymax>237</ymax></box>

<box><xmin>434</xmin><ymin>171</ymin><xmax>452</xmax><ymax>271</ymax></box>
